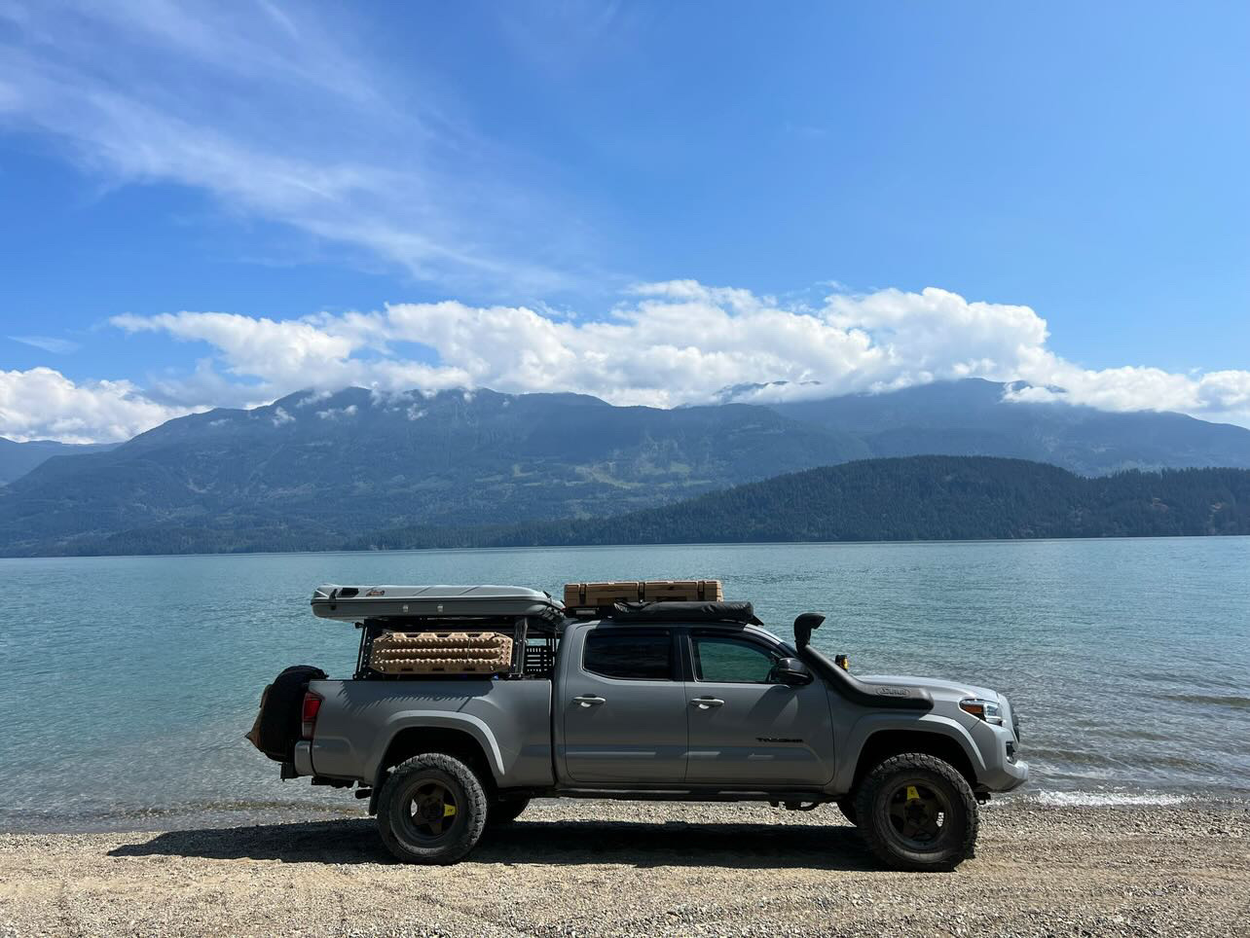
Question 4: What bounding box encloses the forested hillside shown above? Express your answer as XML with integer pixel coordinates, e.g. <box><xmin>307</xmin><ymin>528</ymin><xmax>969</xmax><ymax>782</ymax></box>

<box><xmin>356</xmin><ymin>457</ymin><xmax>1250</xmax><ymax>550</ymax></box>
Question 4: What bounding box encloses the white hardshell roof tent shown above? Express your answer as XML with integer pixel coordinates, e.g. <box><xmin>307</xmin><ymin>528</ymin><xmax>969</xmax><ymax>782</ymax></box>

<box><xmin>310</xmin><ymin>584</ymin><xmax>564</xmax><ymax>622</ymax></box>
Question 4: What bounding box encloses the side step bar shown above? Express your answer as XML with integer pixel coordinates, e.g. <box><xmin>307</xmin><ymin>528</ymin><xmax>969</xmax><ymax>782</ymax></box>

<box><xmin>550</xmin><ymin>788</ymin><xmax>837</xmax><ymax>803</ymax></box>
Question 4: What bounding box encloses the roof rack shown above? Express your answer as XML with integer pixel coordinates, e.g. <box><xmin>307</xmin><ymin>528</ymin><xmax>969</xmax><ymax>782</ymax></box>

<box><xmin>311</xmin><ymin>584</ymin><xmax>564</xmax><ymax>624</ymax></box>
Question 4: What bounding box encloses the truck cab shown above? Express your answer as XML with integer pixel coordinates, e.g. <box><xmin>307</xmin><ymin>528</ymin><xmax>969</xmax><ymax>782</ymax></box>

<box><xmin>250</xmin><ymin>582</ymin><xmax>1027</xmax><ymax>872</ymax></box>
<box><xmin>559</xmin><ymin>615</ymin><xmax>832</xmax><ymax>787</ymax></box>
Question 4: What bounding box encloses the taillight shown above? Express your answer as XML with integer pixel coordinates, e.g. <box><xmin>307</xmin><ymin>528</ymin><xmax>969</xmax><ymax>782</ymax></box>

<box><xmin>301</xmin><ymin>691</ymin><xmax>323</xmax><ymax>739</ymax></box>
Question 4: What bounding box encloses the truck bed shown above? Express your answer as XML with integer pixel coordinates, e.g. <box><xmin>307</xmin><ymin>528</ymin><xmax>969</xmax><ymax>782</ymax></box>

<box><xmin>303</xmin><ymin>678</ymin><xmax>555</xmax><ymax>788</ymax></box>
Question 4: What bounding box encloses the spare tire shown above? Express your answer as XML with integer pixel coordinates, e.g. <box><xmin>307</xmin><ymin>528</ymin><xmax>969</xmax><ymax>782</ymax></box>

<box><xmin>246</xmin><ymin>665</ymin><xmax>327</xmax><ymax>762</ymax></box>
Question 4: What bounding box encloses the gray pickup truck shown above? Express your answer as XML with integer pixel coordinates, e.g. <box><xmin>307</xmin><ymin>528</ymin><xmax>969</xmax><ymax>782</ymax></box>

<box><xmin>252</xmin><ymin>584</ymin><xmax>1027</xmax><ymax>872</ymax></box>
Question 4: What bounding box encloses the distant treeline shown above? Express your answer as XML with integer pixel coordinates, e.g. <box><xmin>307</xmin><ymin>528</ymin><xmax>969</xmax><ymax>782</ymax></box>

<box><xmin>8</xmin><ymin>456</ymin><xmax>1248</xmax><ymax>556</ymax></box>
<box><xmin>350</xmin><ymin>456</ymin><xmax>1250</xmax><ymax>551</ymax></box>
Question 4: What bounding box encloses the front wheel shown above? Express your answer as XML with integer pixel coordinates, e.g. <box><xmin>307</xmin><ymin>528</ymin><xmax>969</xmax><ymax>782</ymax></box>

<box><xmin>853</xmin><ymin>752</ymin><xmax>978</xmax><ymax>872</ymax></box>
<box><xmin>376</xmin><ymin>753</ymin><xmax>488</xmax><ymax>864</ymax></box>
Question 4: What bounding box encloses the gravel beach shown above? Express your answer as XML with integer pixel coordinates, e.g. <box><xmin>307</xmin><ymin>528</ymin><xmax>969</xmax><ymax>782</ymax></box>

<box><xmin>1</xmin><ymin>798</ymin><xmax>1247</xmax><ymax>937</ymax></box>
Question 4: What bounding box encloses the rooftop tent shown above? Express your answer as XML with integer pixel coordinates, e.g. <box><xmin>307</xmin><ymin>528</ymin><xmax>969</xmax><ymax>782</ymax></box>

<box><xmin>310</xmin><ymin>584</ymin><xmax>565</xmax><ymax>624</ymax></box>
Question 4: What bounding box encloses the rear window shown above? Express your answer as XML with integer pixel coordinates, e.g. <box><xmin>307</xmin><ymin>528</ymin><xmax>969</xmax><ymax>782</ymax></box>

<box><xmin>583</xmin><ymin>630</ymin><xmax>672</xmax><ymax>680</ymax></box>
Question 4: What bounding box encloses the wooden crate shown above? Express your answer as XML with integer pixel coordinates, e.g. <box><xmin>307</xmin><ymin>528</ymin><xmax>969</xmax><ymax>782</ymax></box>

<box><xmin>563</xmin><ymin>580</ymin><xmax>723</xmax><ymax>608</ymax></box>
<box><xmin>641</xmin><ymin>580</ymin><xmax>723</xmax><ymax>602</ymax></box>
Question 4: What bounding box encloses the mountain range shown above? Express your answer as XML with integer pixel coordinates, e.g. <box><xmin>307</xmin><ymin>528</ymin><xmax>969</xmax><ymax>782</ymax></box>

<box><xmin>0</xmin><ymin>438</ymin><xmax>118</xmax><ymax>486</ymax></box>
<box><xmin>1</xmin><ymin>379</ymin><xmax>1248</xmax><ymax>556</ymax></box>
<box><xmin>768</xmin><ymin>380</ymin><xmax>1250</xmax><ymax>476</ymax></box>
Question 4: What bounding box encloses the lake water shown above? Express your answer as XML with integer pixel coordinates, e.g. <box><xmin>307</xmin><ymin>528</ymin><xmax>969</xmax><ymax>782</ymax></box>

<box><xmin>1</xmin><ymin>538</ymin><xmax>1247</xmax><ymax>832</ymax></box>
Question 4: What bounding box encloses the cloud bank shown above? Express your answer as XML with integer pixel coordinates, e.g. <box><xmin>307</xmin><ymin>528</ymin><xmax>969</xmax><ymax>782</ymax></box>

<box><xmin>4</xmin><ymin>282</ymin><xmax>1248</xmax><ymax>442</ymax></box>
<box><xmin>0</xmin><ymin>367</ymin><xmax>188</xmax><ymax>444</ymax></box>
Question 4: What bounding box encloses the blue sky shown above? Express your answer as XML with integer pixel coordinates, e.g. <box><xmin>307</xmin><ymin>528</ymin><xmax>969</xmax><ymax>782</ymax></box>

<box><xmin>1</xmin><ymin>1</ymin><xmax>1248</xmax><ymax>441</ymax></box>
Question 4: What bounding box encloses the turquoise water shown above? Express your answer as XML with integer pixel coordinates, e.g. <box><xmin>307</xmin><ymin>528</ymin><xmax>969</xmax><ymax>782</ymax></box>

<box><xmin>1</xmin><ymin>538</ymin><xmax>1247</xmax><ymax>831</ymax></box>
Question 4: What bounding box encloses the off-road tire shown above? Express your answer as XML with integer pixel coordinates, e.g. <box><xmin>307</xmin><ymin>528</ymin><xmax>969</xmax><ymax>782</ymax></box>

<box><xmin>834</xmin><ymin>798</ymin><xmax>858</xmax><ymax>826</ymax></box>
<box><xmin>487</xmin><ymin>797</ymin><xmax>530</xmax><ymax>826</ymax></box>
<box><xmin>376</xmin><ymin>753</ymin><xmax>488</xmax><ymax>864</ymax></box>
<box><xmin>853</xmin><ymin>752</ymin><xmax>978</xmax><ymax>872</ymax></box>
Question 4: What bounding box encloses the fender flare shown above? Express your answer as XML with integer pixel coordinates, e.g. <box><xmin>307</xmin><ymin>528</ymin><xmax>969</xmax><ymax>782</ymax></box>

<box><xmin>833</xmin><ymin>712</ymin><xmax>986</xmax><ymax>793</ymax></box>
<box><xmin>366</xmin><ymin>710</ymin><xmax>507</xmax><ymax>785</ymax></box>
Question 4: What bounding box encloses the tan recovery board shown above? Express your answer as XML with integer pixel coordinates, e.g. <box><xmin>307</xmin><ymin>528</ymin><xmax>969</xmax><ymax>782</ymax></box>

<box><xmin>368</xmin><ymin>631</ymin><xmax>513</xmax><ymax>675</ymax></box>
<box><xmin>563</xmin><ymin>579</ymin><xmax>723</xmax><ymax>608</ymax></box>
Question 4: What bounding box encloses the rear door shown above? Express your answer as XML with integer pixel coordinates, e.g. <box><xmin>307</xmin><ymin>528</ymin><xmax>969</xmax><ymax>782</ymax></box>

<box><xmin>683</xmin><ymin>629</ymin><xmax>835</xmax><ymax>786</ymax></box>
<box><xmin>559</xmin><ymin>625</ymin><xmax>688</xmax><ymax>783</ymax></box>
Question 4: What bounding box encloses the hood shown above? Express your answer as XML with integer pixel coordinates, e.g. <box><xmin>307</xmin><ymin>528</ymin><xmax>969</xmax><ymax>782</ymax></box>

<box><xmin>858</xmin><ymin>674</ymin><xmax>999</xmax><ymax>702</ymax></box>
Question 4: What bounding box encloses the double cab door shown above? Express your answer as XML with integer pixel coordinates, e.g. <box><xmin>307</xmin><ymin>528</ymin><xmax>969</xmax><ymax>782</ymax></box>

<box><xmin>560</xmin><ymin>623</ymin><xmax>835</xmax><ymax>787</ymax></box>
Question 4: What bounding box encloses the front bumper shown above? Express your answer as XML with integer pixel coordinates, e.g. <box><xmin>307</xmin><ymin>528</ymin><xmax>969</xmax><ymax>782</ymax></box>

<box><xmin>976</xmin><ymin>722</ymin><xmax>1029</xmax><ymax>791</ymax></box>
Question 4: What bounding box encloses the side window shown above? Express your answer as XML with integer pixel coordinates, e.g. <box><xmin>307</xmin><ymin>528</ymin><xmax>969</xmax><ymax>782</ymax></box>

<box><xmin>583</xmin><ymin>629</ymin><xmax>673</xmax><ymax>681</ymax></box>
<box><xmin>693</xmin><ymin>636</ymin><xmax>779</xmax><ymax>684</ymax></box>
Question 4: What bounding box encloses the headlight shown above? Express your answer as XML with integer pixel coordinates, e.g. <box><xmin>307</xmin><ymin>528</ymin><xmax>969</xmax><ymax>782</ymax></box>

<box><xmin>960</xmin><ymin>697</ymin><xmax>1003</xmax><ymax>725</ymax></box>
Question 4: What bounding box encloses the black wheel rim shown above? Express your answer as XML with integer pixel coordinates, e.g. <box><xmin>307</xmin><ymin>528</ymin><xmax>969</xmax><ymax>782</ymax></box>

<box><xmin>884</xmin><ymin>778</ymin><xmax>952</xmax><ymax>850</ymax></box>
<box><xmin>398</xmin><ymin>780</ymin><xmax>460</xmax><ymax>843</ymax></box>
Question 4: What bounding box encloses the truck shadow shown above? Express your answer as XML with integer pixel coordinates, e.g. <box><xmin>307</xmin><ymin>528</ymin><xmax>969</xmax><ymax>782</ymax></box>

<box><xmin>108</xmin><ymin>817</ymin><xmax>876</xmax><ymax>871</ymax></box>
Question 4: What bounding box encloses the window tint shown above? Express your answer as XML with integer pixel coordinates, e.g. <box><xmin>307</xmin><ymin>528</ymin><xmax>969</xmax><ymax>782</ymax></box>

<box><xmin>693</xmin><ymin>636</ymin><xmax>778</xmax><ymax>684</ymax></box>
<box><xmin>583</xmin><ymin>630</ymin><xmax>672</xmax><ymax>680</ymax></box>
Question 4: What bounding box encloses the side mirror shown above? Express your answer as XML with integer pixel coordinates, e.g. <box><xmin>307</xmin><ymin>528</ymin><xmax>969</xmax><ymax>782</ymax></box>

<box><xmin>770</xmin><ymin>657</ymin><xmax>813</xmax><ymax>686</ymax></box>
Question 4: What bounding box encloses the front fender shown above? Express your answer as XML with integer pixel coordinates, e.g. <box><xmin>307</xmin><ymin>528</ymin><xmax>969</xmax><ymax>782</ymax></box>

<box><xmin>833</xmin><ymin>712</ymin><xmax>986</xmax><ymax>794</ymax></box>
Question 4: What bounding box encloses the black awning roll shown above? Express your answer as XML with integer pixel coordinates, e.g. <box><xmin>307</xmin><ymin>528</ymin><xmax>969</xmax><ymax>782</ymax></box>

<box><xmin>606</xmin><ymin>600</ymin><xmax>761</xmax><ymax>625</ymax></box>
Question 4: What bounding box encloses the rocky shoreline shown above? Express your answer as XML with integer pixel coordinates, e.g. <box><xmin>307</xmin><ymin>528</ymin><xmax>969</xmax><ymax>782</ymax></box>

<box><xmin>1</xmin><ymin>799</ymin><xmax>1247</xmax><ymax>937</ymax></box>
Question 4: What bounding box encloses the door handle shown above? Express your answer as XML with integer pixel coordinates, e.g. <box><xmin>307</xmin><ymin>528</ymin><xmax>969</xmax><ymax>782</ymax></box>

<box><xmin>690</xmin><ymin>697</ymin><xmax>725</xmax><ymax>709</ymax></box>
<box><xmin>573</xmin><ymin>695</ymin><xmax>606</xmax><ymax>708</ymax></box>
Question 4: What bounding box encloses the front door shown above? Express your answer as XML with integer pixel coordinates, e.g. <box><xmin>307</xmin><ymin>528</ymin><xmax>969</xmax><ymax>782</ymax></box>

<box><xmin>561</xmin><ymin>625</ymin><xmax>688</xmax><ymax>783</ymax></box>
<box><xmin>684</xmin><ymin>630</ymin><xmax>835</xmax><ymax>786</ymax></box>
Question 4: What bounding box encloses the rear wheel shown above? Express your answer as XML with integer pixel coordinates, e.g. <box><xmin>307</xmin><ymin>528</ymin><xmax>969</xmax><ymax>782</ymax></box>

<box><xmin>853</xmin><ymin>752</ymin><xmax>978</xmax><ymax>872</ymax></box>
<box><xmin>376</xmin><ymin>753</ymin><xmax>487</xmax><ymax>864</ymax></box>
<box><xmin>488</xmin><ymin>797</ymin><xmax>530</xmax><ymax>826</ymax></box>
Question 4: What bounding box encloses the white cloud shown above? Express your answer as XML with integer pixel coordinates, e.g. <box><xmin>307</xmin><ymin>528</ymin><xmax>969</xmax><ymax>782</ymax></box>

<box><xmin>0</xmin><ymin>367</ymin><xmax>191</xmax><ymax>443</ymax></box>
<box><xmin>295</xmin><ymin>390</ymin><xmax>334</xmax><ymax>408</ymax></box>
<box><xmin>316</xmin><ymin>405</ymin><xmax>358</xmax><ymax>420</ymax></box>
<box><xmin>10</xmin><ymin>335</ymin><xmax>81</xmax><ymax>354</ymax></box>
<box><xmin>6</xmin><ymin>282</ymin><xmax>1250</xmax><ymax>442</ymax></box>
<box><xmin>100</xmin><ymin>282</ymin><xmax>1250</xmax><ymax>431</ymax></box>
